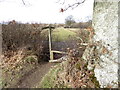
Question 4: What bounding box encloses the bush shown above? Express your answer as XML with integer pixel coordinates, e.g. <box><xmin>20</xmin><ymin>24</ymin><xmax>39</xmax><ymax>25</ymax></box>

<box><xmin>2</xmin><ymin>21</ymin><xmax>49</xmax><ymax>62</ymax></box>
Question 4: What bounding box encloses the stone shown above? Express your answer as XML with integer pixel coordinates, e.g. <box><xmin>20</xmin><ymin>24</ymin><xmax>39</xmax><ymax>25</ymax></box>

<box><xmin>83</xmin><ymin>1</ymin><xmax>119</xmax><ymax>88</ymax></box>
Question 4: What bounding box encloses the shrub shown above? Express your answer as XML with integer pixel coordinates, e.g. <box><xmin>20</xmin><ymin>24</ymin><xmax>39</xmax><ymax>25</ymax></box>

<box><xmin>2</xmin><ymin>21</ymin><xmax>49</xmax><ymax>62</ymax></box>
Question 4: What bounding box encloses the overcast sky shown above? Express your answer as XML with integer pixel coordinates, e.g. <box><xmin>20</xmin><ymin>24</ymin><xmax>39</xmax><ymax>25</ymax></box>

<box><xmin>0</xmin><ymin>0</ymin><xmax>94</xmax><ymax>24</ymax></box>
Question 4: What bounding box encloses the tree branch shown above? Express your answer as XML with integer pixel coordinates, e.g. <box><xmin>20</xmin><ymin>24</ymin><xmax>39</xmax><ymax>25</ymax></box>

<box><xmin>56</xmin><ymin>0</ymin><xmax>65</xmax><ymax>5</ymax></box>
<box><xmin>64</xmin><ymin>0</ymin><xmax>86</xmax><ymax>11</ymax></box>
<box><xmin>22</xmin><ymin>0</ymin><xmax>25</xmax><ymax>5</ymax></box>
<box><xmin>60</xmin><ymin>0</ymin><xmax>86</xmax><ymax>12</ymax></box>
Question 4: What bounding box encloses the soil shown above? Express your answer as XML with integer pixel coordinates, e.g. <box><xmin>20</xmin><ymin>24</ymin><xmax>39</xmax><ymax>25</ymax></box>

<box><xmin>13</xmin><ymin>62</ymin><xmax>56</xmax><ymax>88</ymax></box>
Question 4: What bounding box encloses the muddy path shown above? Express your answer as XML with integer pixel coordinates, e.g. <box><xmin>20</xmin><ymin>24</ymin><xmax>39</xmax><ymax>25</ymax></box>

<box><xmin>13</xmin><ymin>62</ymin><xmax>56</xmax><ymax>88</ymax></box>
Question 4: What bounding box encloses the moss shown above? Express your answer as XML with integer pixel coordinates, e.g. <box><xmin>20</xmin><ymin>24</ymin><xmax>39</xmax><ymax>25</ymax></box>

<box><xmin>89</xmin><ymin>72</ymin><xmax>100</xmax><ymax>88</ymax></box>
<box><xmin>83</xmin><ymin>63</ymin><xmax>88</xmax><ymax>68</ymax></box>
<box><xmin>75</xmin><ymin>60</ymin><xmax>88</xmax><ymax>71</ymax></box>
<box><xmin>75</xmin><ymin>63</ymin><xmax>81</xmax><ymax>70</ymax></box>
<box><xmin>25</xmin><ymin>56</ymin><xmax>37</xmax><ymax>63</ymax></box>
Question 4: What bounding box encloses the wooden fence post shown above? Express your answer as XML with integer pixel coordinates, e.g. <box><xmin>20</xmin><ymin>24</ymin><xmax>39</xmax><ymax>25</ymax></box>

<box><xmin>49</xmin><ymin>25</ymin><xmax>53</xmax><ymax>60</ymax></box>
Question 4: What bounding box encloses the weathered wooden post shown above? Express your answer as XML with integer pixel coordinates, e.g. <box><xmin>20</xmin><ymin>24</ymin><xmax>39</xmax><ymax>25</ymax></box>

<box><xmin>42</xmin><ymin>25</ymin><xmax>67</xmax><ymax>62</ymax></box>
<box><xmin>41</xmin><ymin>25</ymin><xmax>55</xmax><ymax>60</ymax></box>
<box><xmin>49</xmin><ymin>25</ymin><xmax>53</xmax><ymax>60</ymax></box>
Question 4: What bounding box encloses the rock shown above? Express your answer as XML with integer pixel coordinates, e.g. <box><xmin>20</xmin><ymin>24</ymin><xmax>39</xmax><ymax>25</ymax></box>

<box><xmin>82</xmin><ymin>1</ymin><xmax>119</xmax><ymax>88</ymax></box>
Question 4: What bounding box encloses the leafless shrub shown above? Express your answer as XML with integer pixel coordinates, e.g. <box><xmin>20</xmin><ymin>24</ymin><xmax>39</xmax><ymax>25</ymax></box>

<box><xmin>2</xmin><ymin>21</ymin><xmax>49</xmax><ymax>61</ymax></box>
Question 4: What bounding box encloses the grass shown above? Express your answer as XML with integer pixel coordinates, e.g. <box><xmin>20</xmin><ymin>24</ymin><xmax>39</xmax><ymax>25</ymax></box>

<box><xmin>52</xmin><ymin>28</ymin><xmax>76</xmax><ymax>42</ymax></box>
<box><xmin>36</xmin><ymin>63</ymin><xmax>64</xmax><ymax>88</ymax></box>
<box><xmin>41</xmin><ymin>27</ymin><xmax>77</xmax><ymax>42</ymax></box>
<box><xmin>40</xmin><ymin>68</ymin><xmax>57</xmax><ymax>88</ymax></box>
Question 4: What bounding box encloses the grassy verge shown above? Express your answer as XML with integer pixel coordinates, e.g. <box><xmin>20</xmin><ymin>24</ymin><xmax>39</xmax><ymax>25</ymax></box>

<box><xmin>36</xmin><ymin>63</ymin><xmax>64</xmax><ymax>88</ymax></box>
<box><xmin>37</xmin><ymin>57</ymin><xmax>100</xmax><ymax>88</ymax></box>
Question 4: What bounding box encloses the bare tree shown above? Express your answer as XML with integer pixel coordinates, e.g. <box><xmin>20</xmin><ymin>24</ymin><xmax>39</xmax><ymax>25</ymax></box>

<box><xmin>65</xmin><ymin>15</ymin><xmax>76</xmax><ymax>27</ymax></box>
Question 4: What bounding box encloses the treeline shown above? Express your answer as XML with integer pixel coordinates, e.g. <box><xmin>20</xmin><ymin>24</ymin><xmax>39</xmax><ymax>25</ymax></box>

<box><xmin>64</xmin><ymin>20</ymin><xmax>92</xmax><ymax>28</ymax></box>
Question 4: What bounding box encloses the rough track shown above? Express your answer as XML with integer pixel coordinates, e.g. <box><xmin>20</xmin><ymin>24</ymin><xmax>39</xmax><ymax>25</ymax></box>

<box><xmin>13</xmin><ymin>62</ymin><xmax>55</xmax><ymax>88</ymax></box>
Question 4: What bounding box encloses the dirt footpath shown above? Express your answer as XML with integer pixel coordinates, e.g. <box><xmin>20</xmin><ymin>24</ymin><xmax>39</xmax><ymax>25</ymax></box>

<box><xmin>13</xmin><ymin>62</ymin><xmax>55</xmax><ymax>88</ymax></box>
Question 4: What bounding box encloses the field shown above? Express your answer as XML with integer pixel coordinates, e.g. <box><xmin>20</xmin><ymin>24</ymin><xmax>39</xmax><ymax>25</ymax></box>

<box><xmin>52</xmin><ymin>28</ymin><xmax>77</xmax><ymax>41</ymax></box>
<box><xmin>41</xmin><ymin>27</ymin><xmax>79</xmax><ymax>41</ymax></box>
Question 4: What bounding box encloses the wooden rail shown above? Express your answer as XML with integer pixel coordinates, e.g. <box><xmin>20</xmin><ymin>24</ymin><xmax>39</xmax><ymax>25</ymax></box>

<box><xmin>42</xmin><ymin>25</ymin><xmax>88</xmax><ymax>62</ymax></box>
<box><xmin>80</xmin><ymin>43</ymin><xmax>88</xmax><ymax>46</ymax></box>
<box><xmin>51</xmin><ymin>50</ymin><xmax>67</xmax><ymax>54</ymax></box>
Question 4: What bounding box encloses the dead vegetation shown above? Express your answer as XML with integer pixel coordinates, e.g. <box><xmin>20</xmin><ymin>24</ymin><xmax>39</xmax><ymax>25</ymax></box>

<box><xmin>1</xmin><ymin>20</ymin><xmax>98</xmax><ymax>88</ymax></box>
<box><xmin>1</xmin><ymin>21</ymin><xmax>50</xmax><ymax>88</ymax></box>
<box><xmin>1</xmin><ymin>48</ymin><xmax>38</xmax><ymax>88</ymax></box>
<box><xmin>39</xmin><ymin>26</ymin><xmax>100</xmax><ymax>88</ymax></box>
<box><xmin>2</xmin><ymin>21</ymin><xmax>50</xmax><ymax>61</ymax></box>
<box><xmin>39</xmin><ymin>46</ymin><xmax>100</xmax><ymax>88</ymax></box>
<box><xmin>55</xmin><ymin>55</ymin><xmax>100</xmax><ymax>88</ymax></box>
